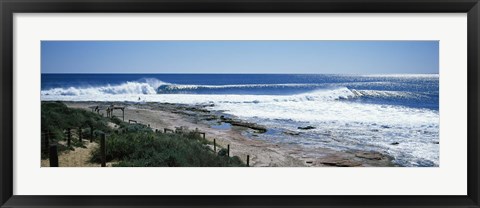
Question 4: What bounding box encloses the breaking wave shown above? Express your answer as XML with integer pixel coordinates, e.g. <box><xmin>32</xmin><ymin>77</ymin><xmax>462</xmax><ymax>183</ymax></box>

<box><xmin>41</xmin><ymin>78</ymin><xmax>424</xmax><ymax>102</ymax></box>
<box><xmin>41</xmin><ymin>78</ymin><xmax>167</xmax><ymax>96</ymax></box>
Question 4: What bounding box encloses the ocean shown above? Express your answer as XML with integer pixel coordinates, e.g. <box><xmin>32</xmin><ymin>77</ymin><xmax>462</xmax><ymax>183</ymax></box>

<box><xmin>41</xmin><ymin>74</ymin><xmax>440</xmax><ymax>167</ymax></box>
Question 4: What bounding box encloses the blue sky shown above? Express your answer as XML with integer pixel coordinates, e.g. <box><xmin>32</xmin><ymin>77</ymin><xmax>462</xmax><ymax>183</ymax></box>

<box><xmin>41</xmin><ymin>41</ymin><xmax>439</xmax><ymax>74</ymax></box>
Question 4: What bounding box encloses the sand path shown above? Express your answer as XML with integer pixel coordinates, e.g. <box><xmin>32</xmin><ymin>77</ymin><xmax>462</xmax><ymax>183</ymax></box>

<box><xmin>41</xmin><ymin>141</ymin><xmax>101</xmax><ymax>167</ymax></box>
<box><xmin>41</xmin><ymin>138</ymin><xmax>121</xmax><ymax>167</ymax></box>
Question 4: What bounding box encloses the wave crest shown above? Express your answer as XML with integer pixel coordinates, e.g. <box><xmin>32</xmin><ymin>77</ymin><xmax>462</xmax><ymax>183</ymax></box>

<box><xmin>156</xmin><ymin>83</ymin><xmax>324</xmax><ymax>93</ymax></box>
<box><xmin>41</xmin><ymin>78</ymin><xmax>168</xmax><ymax>96</ymax></box>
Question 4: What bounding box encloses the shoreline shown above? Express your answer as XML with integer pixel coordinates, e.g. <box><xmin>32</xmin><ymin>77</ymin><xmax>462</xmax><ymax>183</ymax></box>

<box><xmin>59</xmin><ymin>101</ymin><xmax>395</xmax><ymax>167</ymax></box>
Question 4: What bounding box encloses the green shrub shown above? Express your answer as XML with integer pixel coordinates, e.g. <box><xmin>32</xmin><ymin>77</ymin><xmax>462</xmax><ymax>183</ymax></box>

<box><xmin>123</xmin><ymin>123</ymin><xmax>152</xmax><ymax>133</ymax></box>
<box><xmin>110</xmin><ymin>116</ymin><xmax>125</xmax><ymax>127</ymax></box>
<box><xmin>90</xmin><ymin>132</ymin><xmax>245</xmax><ymax>167</ymax></box>
<box><xmin>217</xmin><ymin>148</ymin><xmax>228</xmax><ymax>156</ymax></box>
<box><xmin>41</xmin><ymin>102</ymin><xmax>111</xmax><ymax>157</ymax></box>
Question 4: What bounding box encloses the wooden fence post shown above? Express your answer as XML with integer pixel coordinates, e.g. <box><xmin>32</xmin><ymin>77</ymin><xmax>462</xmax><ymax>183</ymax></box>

<box><xmin>101</xmin><ymin>133</ymin><xmax>106</xmax><ymax>167</ymax></box>
<box><xmin>90</xmin><ymin>126</ymin><xmax>94</xmax><ymax>142</ymax></box>
<box><xmin>227</xmin><ymin>144</ymin><xmax>230</xmax><ymax>157</ymax></box>
<box><xmin>214</xmin><ymin>139</ymin><xmax>216</xmax><ymax>153</ymax></box>
<box><xmin>78</xmin><ymin>127</ymin><xmax>82</xmax><ymax>142</ymax></box>
<box><xmin>49</xmin><ymin>144</ymin><xmax>59</xmax><ymax>167</ymax></box>
<box><xmin>46</xmin><ymin>131</ymin><xmax>50</xmax><ymax>151</ymax></box>
<box><xmin>43</xmin><ymin>131</ymin><xmax>50</xmax><ymax>155</ymax></box>
<box><xmin>247</xmin><ymin>155</ymin><xmax>250</xmax><ymax>167</ymax></box>
<box><xmin>67</xmin><ymin>128</ymin><xmax>71</xmax><ymax>147</ymax></box>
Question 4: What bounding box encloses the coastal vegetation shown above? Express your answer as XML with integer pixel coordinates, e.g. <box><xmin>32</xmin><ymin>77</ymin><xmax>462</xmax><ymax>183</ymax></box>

<box><xmin>41</xmin><ymin>101</ymin><xmax>245</xmax><ymax>167</ymax></box>
<box><xmin>41</xmin><ymin>101</ymin><xmax>109</xmax><ymax>159</ymax></box>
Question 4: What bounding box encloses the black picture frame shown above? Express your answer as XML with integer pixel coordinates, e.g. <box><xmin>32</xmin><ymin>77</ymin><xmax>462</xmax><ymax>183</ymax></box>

<box><xmin>1</xmin><ymin>0</ymin><xmax>479</xmax><ymax>207</ymax></box>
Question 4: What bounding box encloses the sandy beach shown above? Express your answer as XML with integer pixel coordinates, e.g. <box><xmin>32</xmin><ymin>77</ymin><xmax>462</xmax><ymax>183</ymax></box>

<box><xmin>56</xmin><ymin>101</ymin><xmax>395</xmax><ymax>167</ymax></box>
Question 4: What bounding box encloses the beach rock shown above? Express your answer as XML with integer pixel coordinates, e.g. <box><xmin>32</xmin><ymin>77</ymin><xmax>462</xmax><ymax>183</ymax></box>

<box><xmin>354</xmin><ymin>152</ymin><xmax>384</xmax><ymax>160</ymax></box>
<box><xmin>173</xmin><ymin>110</ymin><xmax>198</xmax><ymax>117</ymax></box>
<box><xmin>201</xmin><ymin>115</ymin><xmax>217</xmax><ymax>121</ymax></box>
<box><xmin>320</xmin><ymin>159</ymin><xmax>362</xmax><ymax>167</ymax></box>
<box><xmin>185</xmin><ymin>107</ymin><xmax>210</xmax><ymax>113</ymax></box>
<box><xmin>298</xmin><ymin>126</ymin><xmax>316</xmax><ymax>130</ymax></box>
<box><xmin>283</xmin><ymin>130</ymin><xmax>300</xmax><ymax>136</ymax></box>
<box><xmin>390</xmin><ymin>142</ymin><xmax>400</xmax><ymax>145</ymax></box>
<box><xmin>221</xmin><ymin>117</ymin><xmax>267</xmax><ymax>133</ymax></box>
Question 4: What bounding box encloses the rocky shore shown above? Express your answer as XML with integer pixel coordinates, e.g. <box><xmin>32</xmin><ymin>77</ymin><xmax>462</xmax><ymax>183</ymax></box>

<box><xmin>64</xmin><ymin>101</ymin><xmax>396</xmax><ymax>167</ymax></box>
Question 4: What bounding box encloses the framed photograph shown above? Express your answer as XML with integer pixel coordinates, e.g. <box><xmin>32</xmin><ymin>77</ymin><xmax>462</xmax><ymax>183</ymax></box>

<box><xmin>1</xmin><ymin>0</ymin><xmax>479</xmax><ymax>207</ymax></box>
